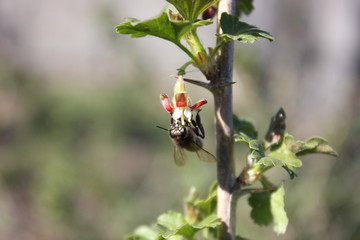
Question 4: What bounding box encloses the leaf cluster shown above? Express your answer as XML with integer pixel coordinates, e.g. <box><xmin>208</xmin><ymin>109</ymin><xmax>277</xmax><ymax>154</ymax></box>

<box><xmin>116</xmin><ymin>0</ymin><xmax>273</xmax><ymax>75</ymax></box>
<box><xmin>233</xmin><ymin>108</ymin><xmax>337</xmax><ymax>234</ymax></box>
<box><xmin>126</xmin><ymin>183</ymin><xmax>220</xmax><ymax>240</ymax></box>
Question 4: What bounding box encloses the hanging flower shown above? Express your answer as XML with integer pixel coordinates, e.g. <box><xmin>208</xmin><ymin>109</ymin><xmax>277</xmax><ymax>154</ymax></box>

<box><xmin>160</xmin><ymin>76</ymin><xmax>207</xmax><ymax>125</ymax></box>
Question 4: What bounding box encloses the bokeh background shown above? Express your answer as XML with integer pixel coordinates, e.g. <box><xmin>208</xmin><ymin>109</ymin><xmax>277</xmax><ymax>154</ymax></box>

<box><xmin>0</xmin><ymin>0</ymin><xmax>359</xmax><ymax>239</ymax></box>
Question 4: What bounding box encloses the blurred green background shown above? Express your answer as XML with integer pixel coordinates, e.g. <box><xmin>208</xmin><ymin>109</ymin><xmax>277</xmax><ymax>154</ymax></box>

<box><xmin>0</xmin><ymin>0</ymin><xmax>359</xmax><ymax>239</ymax></box>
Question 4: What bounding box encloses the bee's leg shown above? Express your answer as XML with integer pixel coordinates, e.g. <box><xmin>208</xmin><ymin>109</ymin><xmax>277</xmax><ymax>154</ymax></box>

<box><xmin>191</xmin><ymin>118</ymin><xmax>197</xmax><ymax>127</ymax></box>
<box><xmin>191</xmin><ymin>118</ymin><xmax>201</xmax><ymax>137</ymax></box>
<box><xmin>195</xmin><ymin>112</ymin><xmax>205</xmax><ymax>138</ymax></box>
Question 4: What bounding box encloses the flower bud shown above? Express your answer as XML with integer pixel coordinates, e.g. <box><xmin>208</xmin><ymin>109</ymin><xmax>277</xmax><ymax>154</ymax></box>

<box><xmin>202</xmin><ymin>5</ymin><xmax>217</xmax><ymax>20</ymax></box>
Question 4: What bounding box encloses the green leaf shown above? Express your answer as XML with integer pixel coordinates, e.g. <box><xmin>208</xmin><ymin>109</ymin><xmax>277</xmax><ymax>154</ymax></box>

<box><xmin>257</xmin><ymin>133</ymin><xmax>303</xmax><ymax>177</ymax></box>
<box><xmin>248</xmin><ymin>184</ymin><xmax>289</xmax><ymax>235</ymax></box>
<box><xmin>194</xmin><ymin>185</ymin><xmax>217</xmax><ymax>215</ymax></box>
<box><xmin>156</xmin><ymin>210</ymin><xmax>220</xmax><ymax>239</ymax></box>
<box><xmin>234</xmin><ymin>132</ymin><xmax>265</xmax><ymax>163</ymax></box>
<box><xmin>219</xmin><ymin>13</ymin><xmax>274</xmax><ymax>43</ymax></box>
<box><xmin>250</xmin><ymin>149</ymin><xmax>263</xmax><ymax>162</ymax></box>
<box><xmin>249</xmin><ymin>140</ymin><xmax>261</xmax><ymax>151</ymax></box>
<box><xmin>270</xmin><ymin>183</ymin><xmax>288</xmax><ymax>234</ymax></box>
<box><xmin>257</xmin><ymin>156</ymin><xmax>285</xmax><ymax>167</ymax></box>
<box><xmin>157</xmin><ymin>211</ymin><xmax>186</xmax><ymax>231</ymax></box>
<box><xmin>235</xmin><ymin>0</ymin><xmax>254</xmax><ymax>17</ymax></box>
<box><xmin>157</xmin><ymin>211</ymin><xmax>196</xmax><ymax>238</ymax></box>
<box><xmin>268</xmin><ymin>150</ymin><xmax>303</xmax><ymax>168</ymax></box>
<box><xmin>234</xmin><ymin>132</ymin><xmax>252</xmax><ymax>144</ymax></box>
<box><xmin>195</xmin><ymin>214</ymin><xmax>221</xmax><ymax>229</ymax></box>
<box><xmin>185</xmin><ymin>182</ymin><xmax>217</xmax><ymax>219</ymax></box>
<box><xmin>248</xmin><ymin>192</ymin><xmax>273</xmax><ymax>226</ymax></box>
<box><xmin>126</xmin><ymin>225</ymin><xmax>158</xmax><ymax>240</ymax></box>
<box><xmin>294</xmin><ymin>137</ymin><xmax>338</xmax><ymax>157</ymax></box>
<box><xmin>127</xmin><ymin>184</ymin><xmax>220</xmax><ymax>240</ymax></box>
<box><xmin>208</xmin><ymin>181</ymin><xmax>218</xmax><ymax>195</ymax></box>
<box><xmin>116</xmin><ymin>11</ymin><xmax>206</xmax><ymax>45</ymax></box>
<box><xmin>233</xmin><ymin>115</ymin><xmax>258</xmax><ymax>139</ymax></box>
<box><xmin>167</xmin><ymin>0</ymin><xmax>220</xmax><ymax>21</ymax></box>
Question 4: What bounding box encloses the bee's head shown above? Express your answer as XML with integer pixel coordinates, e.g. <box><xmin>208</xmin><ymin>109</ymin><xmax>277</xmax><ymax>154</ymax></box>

<box><xmin>169</xmin><ymin>123</ymin><xmax>188</xmax><ymax>139</ymax></box>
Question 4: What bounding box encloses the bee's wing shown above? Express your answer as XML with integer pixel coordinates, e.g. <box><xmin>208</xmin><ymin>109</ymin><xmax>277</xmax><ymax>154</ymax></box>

<box><xmin>174</xmin><ymin>146</ymin><xmax>187</xmax><ymax>166</ymax></box>
<box><xmin>191</xmin><ymin>143</ymin><xmax>216</xmax><ymax>163</ymax></box>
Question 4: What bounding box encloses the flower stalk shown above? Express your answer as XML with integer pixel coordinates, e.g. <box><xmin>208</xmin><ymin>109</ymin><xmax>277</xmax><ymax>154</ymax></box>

<box><xmin>184</xmin><ymin>30</ymin><xmax>208</xmax><ymax>70</ymax></box>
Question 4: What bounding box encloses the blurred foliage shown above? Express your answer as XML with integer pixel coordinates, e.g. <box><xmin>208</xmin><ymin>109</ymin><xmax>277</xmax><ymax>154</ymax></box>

<box><xmin>0</xmin><ymin>65</ymin><xmax>174</xmax><ymax>239</ymax></box>
<box><xmin>127</xmin><ymin>183</ymin><xmax>219</xmax><ymax>240</ymax></box>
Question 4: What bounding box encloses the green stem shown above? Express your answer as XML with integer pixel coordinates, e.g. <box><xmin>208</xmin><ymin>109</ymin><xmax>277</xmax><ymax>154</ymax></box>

<box><xmin>184</xmin><ymin>30</ymin><xmax>208</xmax><ymax>70</ymax></box>
<box><xmin>177</xmin><ymin>60</ymin><xmax>194</xmax><ymax>76</ymax></box>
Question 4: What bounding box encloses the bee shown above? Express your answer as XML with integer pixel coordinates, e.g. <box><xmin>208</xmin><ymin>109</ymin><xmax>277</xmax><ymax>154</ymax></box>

<box><xmin>167</xmin><ymin>112</ymin><xmax>216</xmax><ymax>166</ymax></box>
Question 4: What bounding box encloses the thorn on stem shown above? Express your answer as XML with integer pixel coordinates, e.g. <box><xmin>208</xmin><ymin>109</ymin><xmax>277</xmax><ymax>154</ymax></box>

<box><xmin>183</xmin><ymin>78</ymin><xmax>236</xmax><ymax>92</ymax></box>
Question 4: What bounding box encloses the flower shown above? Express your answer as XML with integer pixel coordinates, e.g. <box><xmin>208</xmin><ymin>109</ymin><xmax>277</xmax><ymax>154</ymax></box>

<box><xmin>160</xmin><ymin>76</ymin><xmax>207</xmax><ymax>125</ymax></box>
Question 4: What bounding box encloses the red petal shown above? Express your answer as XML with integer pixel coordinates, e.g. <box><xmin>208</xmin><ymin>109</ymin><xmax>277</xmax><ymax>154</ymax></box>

<box><xmin>190</xmin><ymin>99</ymin><xmax>207</xmax><ymax>110</ymax></box>
<box><xmin>174</xmin><ymin>93</ymin><xmax>188</xmax><ymax>107</ymax></box>
<box><xmin>160</xmin><ymin>93</ymin><xmax>174</xmax><ymax>113</ymax></box>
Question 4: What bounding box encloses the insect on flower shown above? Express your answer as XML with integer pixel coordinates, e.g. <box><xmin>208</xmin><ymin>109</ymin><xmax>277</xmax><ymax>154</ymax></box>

<box><xmin>159</xmin><ymin>76</ymin><xmax>216</xmax><ymax>166</ymax></box>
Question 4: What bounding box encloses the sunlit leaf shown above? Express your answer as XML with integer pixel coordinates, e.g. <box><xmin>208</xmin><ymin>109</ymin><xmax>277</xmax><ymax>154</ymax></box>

<box><xmin>294</xmin><ymin>137</ymin><xmax>338</xmax><ymax>157</ymax></box>
<box><xmin>157</xmin><ymin>211</ymin><xmax>196</xmax><ymax>238</ymax></box>
<box><xmin>234</xmin><ymin>132</ymin><xmax>252</xmax><ymax>144</ymax></box>
<box><xmin>126</xmin><ymin>234</ymin><xmax>150</xmax><ymax>240</ymax></box>
<box><xmin>156</xmin><ymin>207</ymin><xmax>220</xmax><ymax>239</ymax></box>
<box><xmin>257</xmin><ymin>134</ymin><xmax>303</xmax><ymax>178</ymax></box>
<box><xmin>270</xmin><ymin>183</ymin><xmax>288</xmax><ymax>234</ymax></box>
<box><xmin>157</xmin><ymin>211</ymin><xmax>186</xmax><ymax>231</ymax></box>
<box><xmin>126</xmin><ymin>225</ymin><xmax>158</xmax><ymax>240</ymax></box>
<box><xmin>249</xmin><ymin>139</ymin><xmax>261</xmax><ymax>151</ymax></box>
<box><xmin>219</xmin><ymin>13</ymin><xmax>274</xmax><ymax>43</ymax></box>
<box><xmin>208</xmin><ymin>181</ymin><xmax>218</xmax><ymax>195</ymax></box>
<box><xmin>167</xmin><ymin>0</ymin><xmax>220</xmax><ymax>21</ymax></box>
<box><xmin>257</xmin><ymin>156</ymin><xmax>284</xmax><ymax>167</ymax></box>
<box><xmin>195</xmin><ymin>214</ymin><xmax>221</xmax><ymax>228</ymax></box>
<box><xmin>268</xmin><ymin>150</ymin><xmax>303</xmax><ymax>168</ymax></box>
<box><xmin>116</xmin><ymin>11</ymin><xmax>208</xmax><ymax>45</ymax></box>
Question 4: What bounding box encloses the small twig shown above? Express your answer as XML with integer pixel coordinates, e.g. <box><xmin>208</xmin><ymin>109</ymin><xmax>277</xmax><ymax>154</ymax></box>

<box><xmin>177</xmin><ymin>61</ymin><xmax>194</xmax><ymax>76</ymax></box>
